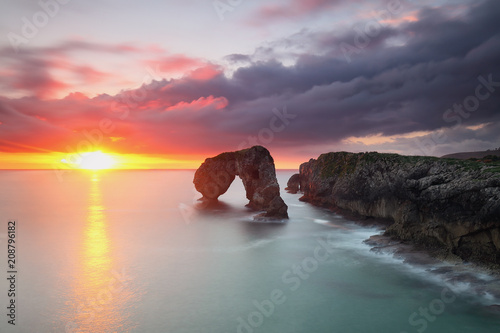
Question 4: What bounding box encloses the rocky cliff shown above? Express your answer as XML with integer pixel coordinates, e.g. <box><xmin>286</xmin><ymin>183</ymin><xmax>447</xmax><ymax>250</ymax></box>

<box><xmin>295</xmin><ymin>152</ymin><xmax>500</xmax><ymax>266</ymax></box>
<box><xmin>194</xmin><ymin>146</ymin><xmax>288</xmax><ymax>219</ymax></box>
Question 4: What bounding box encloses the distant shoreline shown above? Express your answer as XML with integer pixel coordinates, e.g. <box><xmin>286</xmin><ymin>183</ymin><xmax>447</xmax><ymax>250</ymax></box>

<box><xmin>442</xmin><ymin>149</ymin><xmax>500</xmax><ymax>159</ymax></box>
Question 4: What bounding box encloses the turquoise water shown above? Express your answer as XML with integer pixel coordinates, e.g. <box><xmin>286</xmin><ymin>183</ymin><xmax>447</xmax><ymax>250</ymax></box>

<box><xmin>0</xmin><ymin>170</ymin><xmax>499</xmax><ymax>332</ymax></box>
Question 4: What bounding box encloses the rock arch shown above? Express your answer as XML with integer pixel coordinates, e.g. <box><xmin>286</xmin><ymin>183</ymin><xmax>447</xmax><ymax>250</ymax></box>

<box><xmin>193</xmin><ymin>146</ymin><xmax>288</xmax><ymax>219</ymax></box>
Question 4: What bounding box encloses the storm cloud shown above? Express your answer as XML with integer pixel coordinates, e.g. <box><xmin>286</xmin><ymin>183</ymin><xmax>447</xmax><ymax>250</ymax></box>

<box><xmin>1</xmin><ymin>0</ymin><xmax>499</xmax><ymax>160</ymax></box>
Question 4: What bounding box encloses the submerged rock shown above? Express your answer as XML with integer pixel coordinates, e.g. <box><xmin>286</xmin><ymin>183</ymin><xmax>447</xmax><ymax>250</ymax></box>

<box><xmin>294</xmin><ymin>151</ymin><xmax>500</xmax><ymax>267</ymax></box>
<box><xmin>194</xmin><ymin>146</ymin><xmax>288</xmax><ymax>219</ymax></box>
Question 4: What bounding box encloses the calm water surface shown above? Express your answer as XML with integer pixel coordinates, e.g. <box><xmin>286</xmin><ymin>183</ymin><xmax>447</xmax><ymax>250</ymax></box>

<box><xmin>0</xmin><ymin>170</ymin><xmax>499</xmax><ymax>333</ymax></box>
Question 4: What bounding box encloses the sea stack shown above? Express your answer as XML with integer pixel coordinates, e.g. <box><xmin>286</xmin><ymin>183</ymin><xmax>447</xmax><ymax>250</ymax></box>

<box><xmin>285</xmin><ymin>173</ymin><xmax>301</xmax><ymax>193</ymax></box>
<box><xmin>194</xmin><ymin>146</ymin><xmax>288</xmax><ymax>219</ymax></box>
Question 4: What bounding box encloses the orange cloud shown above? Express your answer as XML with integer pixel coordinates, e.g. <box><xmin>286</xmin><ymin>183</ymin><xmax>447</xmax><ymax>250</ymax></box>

<box><xmin>380</xmin><ymin>14</ymin><xmax>419</xmax><ymax>26</ymax></box>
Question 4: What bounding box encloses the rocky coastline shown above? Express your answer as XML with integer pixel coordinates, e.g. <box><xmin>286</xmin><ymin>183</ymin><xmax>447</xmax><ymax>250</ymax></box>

<box><xmin>289</xmin><ymin>151</ymin><xmax>500</xmax><ymax>268</ymax></box>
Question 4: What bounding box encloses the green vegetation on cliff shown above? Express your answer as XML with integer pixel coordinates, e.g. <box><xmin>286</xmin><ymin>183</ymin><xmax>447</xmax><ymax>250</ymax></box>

<box><xmin>315</xmin><ymin>151</ymin><xmax>499</xmax><ymax>179</ymax></box>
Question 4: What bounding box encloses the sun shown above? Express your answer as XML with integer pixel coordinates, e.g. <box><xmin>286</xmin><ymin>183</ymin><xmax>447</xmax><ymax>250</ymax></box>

<box><xmin>79</xmin><ymin>151</ymin><xmax>115</xmax><ymax>170</ymax></box>
<box><xmin>68</xmin><ymin>151</ymin><xmax>115</xmax><ymax>170</ymax></box>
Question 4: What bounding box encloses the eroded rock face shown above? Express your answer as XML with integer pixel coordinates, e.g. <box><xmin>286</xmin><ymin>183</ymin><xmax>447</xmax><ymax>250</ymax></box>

<box><xmin>295</xmin><ymin>152</ymin><xmax>500</xmax><ymax>267</ymax></box>
<box><xmin>285</xmin><ymin>173</ymin><xmax>301</xmax><ymax>193</ymax></box>
<box><xmin>194</xmin><ymin>146</ymin><xmax>288</xmax><ymax>219</ymax></box>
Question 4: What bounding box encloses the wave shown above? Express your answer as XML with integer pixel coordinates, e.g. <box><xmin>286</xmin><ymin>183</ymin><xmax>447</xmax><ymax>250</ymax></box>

<box><xmin>307</xmin><ymin>214</ymin><xmax>500</xmax><ymax>306</ymax></box>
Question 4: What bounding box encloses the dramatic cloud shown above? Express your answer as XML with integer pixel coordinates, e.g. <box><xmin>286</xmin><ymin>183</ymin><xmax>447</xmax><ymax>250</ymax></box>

<box><xmin>1</xmin><ymin>0</ymin><xmax>499</xmax><ymax>162</ymax></box>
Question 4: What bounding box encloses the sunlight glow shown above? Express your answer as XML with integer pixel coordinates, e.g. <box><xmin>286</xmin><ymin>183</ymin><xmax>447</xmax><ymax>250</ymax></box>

<box><xmin>62</xmin><ymin>151</ymin><xmax>115</xmax><ymax>170</ymax></box>
<box><xmin>2</xmin><ymin>151</ymin><xmax>227</xmax><ymax>170</ymax></box>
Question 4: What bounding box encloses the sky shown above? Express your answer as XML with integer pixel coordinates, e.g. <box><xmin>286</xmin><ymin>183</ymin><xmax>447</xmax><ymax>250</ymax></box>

<box><xmin>0</xmin><ymin>0</ymin><xmax>499</xmax><ymax>169</ymax></box>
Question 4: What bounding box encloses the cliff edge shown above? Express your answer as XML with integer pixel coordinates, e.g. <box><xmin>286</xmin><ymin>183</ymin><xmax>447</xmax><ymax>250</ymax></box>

<box><xmin>296</xmin><ymin>152</ymin><xmax>500</xmax><ymax>266</ymax></box>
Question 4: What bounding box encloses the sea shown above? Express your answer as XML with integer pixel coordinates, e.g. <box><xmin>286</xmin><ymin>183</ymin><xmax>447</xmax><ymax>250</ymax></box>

<box><xmin>0</xmin><ymin>170</ymin><xmax>499</xmax><ymax>333</ymax></box>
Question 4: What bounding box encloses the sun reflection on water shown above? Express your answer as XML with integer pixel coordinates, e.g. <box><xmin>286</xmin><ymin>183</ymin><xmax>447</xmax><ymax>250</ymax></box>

<box><xmin>65</xmin><ymin>172</ymin><xmax>134</xmax><ymax>332</ymax></box>
<box><xmin>83</xmin><ymin>174</ymin><xmax>111</xmax><ymax>282</ymax></box>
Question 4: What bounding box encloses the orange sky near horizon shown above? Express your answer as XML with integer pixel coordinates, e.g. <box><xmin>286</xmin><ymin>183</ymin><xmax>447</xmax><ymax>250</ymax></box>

<box><xmin>2</xmin><ymin>1</ymin><xmax>499</xmax><ymax>168</ymax></box>
<box><xmin>0</xmin><ymin>152</ymin><xmax>205</xmax><ymax>170</ymax></box>
<box><xmin>0</xmin><ymin>151</ymin><xmax>301</xmax><ymax>170</ymax></box>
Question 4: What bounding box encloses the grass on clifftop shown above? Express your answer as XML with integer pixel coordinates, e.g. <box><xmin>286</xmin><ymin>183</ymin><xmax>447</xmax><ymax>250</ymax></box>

<box><xmin>484</xmin><ymin>164</ymin><xmax>500</xmax><ymax>173</ymax></box>
<box><xmin>316</xmin><ymin>151</ymin><xmax>500</xmax><ymax>178</ymax></box>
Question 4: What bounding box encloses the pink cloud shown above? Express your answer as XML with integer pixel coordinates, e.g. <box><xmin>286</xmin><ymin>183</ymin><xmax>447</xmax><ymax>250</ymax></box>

<box><xmin>0</xmin><ymin>77</ymin><xmax>232</xmax><ymax>155</ymax></box>
<box><xmin>137</xmin><ymin>99</ymin><xmax>166</xmax><ymax>111</ymax></box>
<box><xmin>253</xmin><ymin>0</ymin><xmax>348</xmax><ymax>21</ymax></box>
<box><xmin>164</xmin><ymin>96</ymin><xmax>228</xmax><ymax>112</ymax></box>
<box><xmin>152</xmin><ymin>55</ymin><xmax>205</xmax><ymax>74</ymax></box>
<box><xmin>63</xmin><ymin>92</ymin><xmax>90</xmax><ymax>100</ymax></box>
<box><xmin>145</xmin><ymin>55</ymin><xmax>223</xmax><ymax>82</ymax></box>
<box><xmin>0</xmin><ymin>41</ymin><xmax>215</xmax><ymax>100</ymax></box>
<box><xmin>0</xmin><ymin>47</ymin><xmax>105</xmax><ymax>99</ymax></box>
<box><xmin>44</xmin><ymin>39</ymin><xmax>144</xmax><ymax>55</ymax></box>
<box><xmin>188</xmin><ymin>65</ymin><xmax>223</xmax><ymax>81</ymax></box>
<box><xmin>12</xmin><ymin>69</ymin><xmax>69</xmax><ymax>100</ymax></box>
<box><xmin>2</xmin><ymin>0</ymin><xmax>499</xmax><ymax>160</ymax></box>
<box><xmin>73</xmin><ymin>65</ymin><xmax>113</xmax><ymax>85</ymax></box>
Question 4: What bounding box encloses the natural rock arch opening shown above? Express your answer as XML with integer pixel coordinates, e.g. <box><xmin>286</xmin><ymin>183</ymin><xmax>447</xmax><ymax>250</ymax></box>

<box><xmin>193</xmin><ymin>146</ymin><xmax>288</xmax><ymax>219</ymax></box>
